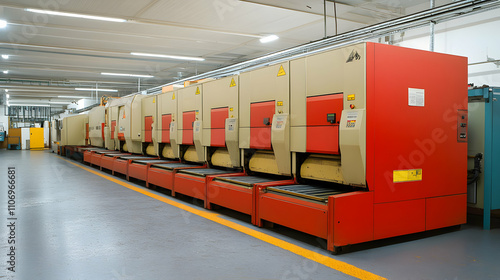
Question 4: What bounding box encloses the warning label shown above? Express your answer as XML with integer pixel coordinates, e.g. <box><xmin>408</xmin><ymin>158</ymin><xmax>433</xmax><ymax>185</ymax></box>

<box><xmin>393</xmin><ymin>169</ymin><xmax>422</xmax><ymax>183</ymax></box>
<box><xmin>346</xmin><ymin>111</ymin><xmax>358</xmax><ymax>128</ymax></box>
<box><xmin>408</xmin><ymin>88</ymin><xmax>424</xmax><ymax>107</ymax></box>
<box><xmin>277</xmin><ymin>65</ymin><xmax>286</xmax><ymax>77</ymax></box>
<box><xmin>195</xmin><ymin>87</ymin><xmax>200</xmax><ymax>95</ymax></box>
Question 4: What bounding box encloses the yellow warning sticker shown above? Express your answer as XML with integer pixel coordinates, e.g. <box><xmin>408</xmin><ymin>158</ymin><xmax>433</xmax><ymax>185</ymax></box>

<box><xmin>229</xmin><ymin>107</ymin><xmax>233</xmax><ymax>112</ymax></box>
<box><xmin>230</xmin><ymin>78</ymin><xmax>236</xmax><ymax>87</ymax></box>
<box><xmin>277</xmin><ymin>101</ymin><xmax>283</xmax><ymax>106</ymax></box>
<box><xmin>347</xmin><ymin>94</ymin><xmax>355</xmax><ymax>101</ymax></box>
<box><xmin>172</xmin><ymin>93</ymin><xmax>175</xmax><ymax>100</ymax></box>
<box><xmin>195</xmin><ymin>87</ymin><xmax>200</xmax><ymax>95</ymax></box>
<box><xmin>393</xmin><ymin>169</ymin><xmax>422</xmax><ymax>183</ymax></box>
<box><xmin>277</xmin><ymin>65</ymin><xmax>286</xmax><ymax>77</ymax></box>
<box><xmin>153</xmin><ymin>97</ymin><xmax>156</xmax><ymax>103</ymax></box>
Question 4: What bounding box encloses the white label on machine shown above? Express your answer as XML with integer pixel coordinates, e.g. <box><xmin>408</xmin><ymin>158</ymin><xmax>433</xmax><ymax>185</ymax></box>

<box><xmin>346</xmin><ymin>111</ymin><xmax>358</xmax><ymax>128</ymax></box>
<box><xmin>408</xmin><ymin>88</ymin><xmax>425</xmax><ymax>107</ymax></box>
<box><xmin>227</xmin><ymin>119</ymin><xmax>236</xmax><ymax>131</ymax></box>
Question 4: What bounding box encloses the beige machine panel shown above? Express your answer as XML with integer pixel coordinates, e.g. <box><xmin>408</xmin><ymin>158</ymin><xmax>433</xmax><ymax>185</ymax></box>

<box><xmin>178</xmin><ymin>85</ymin><xmax>204</xmax><ymax>162</ymax></box>
<box><xmin>157</xmin><ymin>90</ymin><xmax>179</xmax><ymax>158</ymax></box>
<box><xmin>142</xmin><ymin>95</ymin><xmax>159</xmax><ymax>155</ymax></box>
<box><xmin>61</xmin><ymin>114</ymin><xmax>88</xmax><ymax>146</ymax></box>
<box><xmin>88</xmin><ymin>106</ymin><xmax>105</xmax><ymax>147</ymax></box>
<box><xmin>202</xmin><ymin>75</ymin><xmax>240</xmax><ymax>167</ymax></box>
<box><xmin>119</xmin><ymin>94</ymin><xmax>145</xmax><ymax>154</ymax></box>
<box><xmin>289</xmin><ymin>43</ymin><xmax>367</xmax><ymax>186</ymax></box>
<box><xmin>107</xmin><ymin>97</ymin><xmax>132</xmax><ymax>150</ymax></box>
<box><xmin>202</xmin><ymin>76</ymin><xmax>239</xmax><ymax>145</ymax></box>
<box><xmin>239</xmin><ymin>62</ymin><xmax>290</xmax><ymax>148</ymax></box>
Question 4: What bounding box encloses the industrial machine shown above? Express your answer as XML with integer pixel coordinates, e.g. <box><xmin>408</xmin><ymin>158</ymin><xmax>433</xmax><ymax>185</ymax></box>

<box><xmin>260</xmin><ymin>43</ymin><xmax>467</xmax><ymax>252</ymax></box>
<box><xmin>126</xmin><ymin>94</ymin><xmax>174</xmax><ymax>183</ymax></box>
<box><xmin>61</xmin><ymin>114</ymin><xmax>89</xmax><ymax>147</ymax></box>
<box><xmin>174</xmin><ymin>76</ymin><xmax>244</xmax><ymax>206</ymax></box>
<box><xmin>88</xmin><ymin>106</ymin><xmax>106</xmax><ymax>147</ymax></box>
<box><xmin>207</xmin><ymin>63</ymin><xmax>295</xmax><ymax>222</ymax></box>
<box><xmin>141</xmin><ymin>94</ymin><xmax>159</xmax><ymax>156</ymax></box>
<box><xmin>468</xmin><ymin>86</ymin><xmax>500</xmax><ymax>229</ymax></box>
<box><xmin>105</xmin><ymin>96</ymin><xmax>133</xmax><ymax>151</ymax></box>
<box><xmin>147</xmin><ymin>85</ymin><xmax>206</xmax><ymax>193</ymax></box>
<box><xmin>119</xmin><ymin>94</ymin><xmax>145</xmax><ymax>154</ymax></box>
<box><xmin>59</xmin><ymin>42</ymin><xmax>468</xmax><ymax>253</ymax></box>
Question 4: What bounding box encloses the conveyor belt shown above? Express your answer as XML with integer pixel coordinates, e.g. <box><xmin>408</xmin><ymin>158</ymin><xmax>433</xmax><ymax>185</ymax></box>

<box><xmin>151</xmin><ymin>163</ymin><xmax>200</xmax><ymax>170</ymax></box>
<box><xmin>215</xmin><ymin>176</ymin><xmax>282</xmax><ymax>187</ymax></box>
<box><xmin>95</xmin><ymin>150</ymin><xmax>122</xmax><ymax>154</ymax></box>
<box><xmin>267</xmin><ymin>184</ymin><xmax>346</xmax><ymax>203</ymax></box>
<box><xmin>178</xmin><ymin>168</ymin><xmax>234</xmax><ymax>177</ymax></box>
<box><xmin>119</xmin><ymin>156</ymin><xmax>156</xmax><ymax>160</ymax></box>
<box><xmin>80</xmin><ymin>147</ymin><xmax>105</xmax><ymax>152</ymax></box>
<box><xmin>103</xmin><ymin>153</ymin><xmax>131</xmax><ymax>157</ymax></box>
<box><xmin>132</xmin><ymin>159</ymin><xmax>173</xmax><ymax>164</ymax></box>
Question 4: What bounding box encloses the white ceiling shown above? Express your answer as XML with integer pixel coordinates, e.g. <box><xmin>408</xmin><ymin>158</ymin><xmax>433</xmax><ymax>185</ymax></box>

<box><xmin>0</xmin><ymin>0</ymin><xmax>453</xmax><ymax>107</ymax></box>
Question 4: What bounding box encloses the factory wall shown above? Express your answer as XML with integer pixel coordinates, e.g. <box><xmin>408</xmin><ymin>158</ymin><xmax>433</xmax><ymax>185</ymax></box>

<box><xmin>390</xmin><ymin>8</ymin><xmax>500</xmax><ymax>86</ymax></box>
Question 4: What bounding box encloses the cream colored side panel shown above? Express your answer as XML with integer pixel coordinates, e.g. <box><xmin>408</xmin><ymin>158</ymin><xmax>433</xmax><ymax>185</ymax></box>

<box><xmin>202</xmin><ymin>75</ymin><xmax>239</xmax><ymax>147</ymax></box>
<box><xmin>290</xmin><ymin>58</ymin><xmax>307</xmax><ymax>152</ymax></box>
<box><xmin>141</xmin><ymin>95</ymin><xmax>157</xmax><ymax>142</ymax></box>
<box><xmin>158</xmin><ymin>90</ymin><xmax>178</xmax><ymax>144</ymax></box>
<box><xmin>240</xmin><ymin>62</ymin><xmax>290</xmax><ymax>149</ymax></box>
<box><xmin>61</xmin><ymin>114</ymin><xmax>88</xmax><ymax>146</ymax></box>
<box><xmin>178</xmin><ymin>85</ymin><xmax>203</xmax><ymax>145</ymax></box>
<box><xmin>88</xmin><ymin>106</ymin><xmax>105</xmax><ymax>147</ymax></box>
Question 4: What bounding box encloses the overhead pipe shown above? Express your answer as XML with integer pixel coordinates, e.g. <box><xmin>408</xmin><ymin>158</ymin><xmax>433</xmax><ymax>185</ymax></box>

<box><xmin>430</xmin><ymin>0</ymin><xmax>436</xmax><ymax>51</ymax></box>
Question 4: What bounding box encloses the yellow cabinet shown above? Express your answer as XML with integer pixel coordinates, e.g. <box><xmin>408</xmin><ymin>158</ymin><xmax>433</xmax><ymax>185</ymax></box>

<box><xmin>30</xmin><ymin>128</ymin><xmax>44</xmax><ymax>150</ymax></box>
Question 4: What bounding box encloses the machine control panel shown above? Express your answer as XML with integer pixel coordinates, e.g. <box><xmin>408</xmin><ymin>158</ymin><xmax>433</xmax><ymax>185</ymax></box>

<box><xmin>457</xmin><ymin>109</ymin><xmax>468</xmax><ymax>142</ymax></box>
<box><xmin>327</xmin><ymin>113</ymin><xmax>337</xmax><ymax>124</ymax></box>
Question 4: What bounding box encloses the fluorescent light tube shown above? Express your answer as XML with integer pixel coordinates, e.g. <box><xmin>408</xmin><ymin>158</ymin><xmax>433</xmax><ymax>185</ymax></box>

<box><xmin>0</xmin><ymin>20</ymin><xmax>7</xmax><ymax>28</ymax></box>
<box><xmin>25</xmin><ymin>9</ymin><xmax>127</xmax><ymax>23</ymax></box>
<box><xmin>259</xmin><ymin>35</ymin><xmax>279</xmax><ymax>43</ymax></box>
<box><xmin>75</xmin><ymin>88</ymin><xmax>118</xmax><ymax>92</ymax></box>
<box><xmin>3</xmin><ymin>70</ymin><xmax>8</xmax><ymax>74</ymax></box>
<box><xmin>6</xmin><ymin>94</ymin><xmax>9</xmax><ymax>98</ymax></box>
<box><xmin>2</xmin><ymin>55</ymin><xmax>9</xmax><ymax>59</ymax></box>
<box><xmin>131</xmin><ymin>52</ymin><xmax>205</xmax><ymax>62</ymax></box>
<box><xmin>101</xmin><ymin>72</ymin><xmax>154</xmax><ymax>78</ymax></box>
<box><xmin>9</xmin><ymin>103</ymin><xmax>50</xmax><ymax>107</ymax></box>
<box><xmin>58</xmin><ymin>95</ymin><xmax>90</xmax><ymax>99</ymax></box>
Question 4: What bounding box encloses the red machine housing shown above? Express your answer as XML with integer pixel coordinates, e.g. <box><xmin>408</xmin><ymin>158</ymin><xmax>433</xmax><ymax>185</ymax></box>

<box><xmin>255</xmin><ymin>43</ymin><xmax>468</xmax><ymax>251</ymax></box>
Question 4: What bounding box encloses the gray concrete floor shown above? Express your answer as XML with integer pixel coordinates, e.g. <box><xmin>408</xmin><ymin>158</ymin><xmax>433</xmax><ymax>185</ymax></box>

<box><xmin>0</xmin><ymin>150</ymin><xmax>499</xmax><ymax>280</ymax></box>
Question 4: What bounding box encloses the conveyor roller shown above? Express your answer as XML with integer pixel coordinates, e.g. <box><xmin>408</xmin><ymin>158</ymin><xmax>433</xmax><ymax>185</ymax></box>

<box><xmin>267</xmin><ymin>184</ymin><xmax>347</xmax><ymax>203</ymax></box>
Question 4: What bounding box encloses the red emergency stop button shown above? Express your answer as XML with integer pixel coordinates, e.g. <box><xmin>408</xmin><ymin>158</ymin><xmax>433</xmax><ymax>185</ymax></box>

<box><xmin>350</xmin><ymin>104</ymin><xmax>355</xmax><ymax>109</ymax></box>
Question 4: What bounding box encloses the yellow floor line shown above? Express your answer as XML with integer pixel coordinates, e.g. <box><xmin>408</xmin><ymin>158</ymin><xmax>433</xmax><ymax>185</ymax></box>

<box><xmin>59</xmin><ymin>156</ymin><xmax>386</xmax><ymax>280</ymax></box>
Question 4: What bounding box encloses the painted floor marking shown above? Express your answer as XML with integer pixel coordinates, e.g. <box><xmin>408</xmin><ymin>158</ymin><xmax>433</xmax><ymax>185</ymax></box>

<box><xmin>59</xmin><ymin>156</ymin><xmax>386</xmax><ymax>280</ymax></box>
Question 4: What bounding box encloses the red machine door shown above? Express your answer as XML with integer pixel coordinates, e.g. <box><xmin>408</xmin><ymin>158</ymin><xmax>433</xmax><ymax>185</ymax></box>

<box><xmin>306</xmin><ymin>93</ymin><xmax>343</xmax><ymax>154</ymax></box>
<box><xmin>161</xmin><ymin>114</ymin><xmax>172</xmax><ymax>143</ymax></box>
<box><xmin>250</xmin><ymin>101</ymin><xmax>275</xmax><ymax>150</ymax></box>
<box><xmin>211</xmin><ymin>107</ymin><xmax>228</xmax><ymax>147</ymax></box>
<box><xmin>144</xmin><ymin>116</ymin><xmax>153</xmax><ymax>143</ymax></box>
<box><xmin>182</xmin><ymin>111</ymin><xmax>196</xmax><ymax>145</ymax></box>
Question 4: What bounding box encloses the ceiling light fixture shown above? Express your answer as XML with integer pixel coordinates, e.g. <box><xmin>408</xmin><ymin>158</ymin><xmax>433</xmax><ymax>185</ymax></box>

<box><xmin>0</xmin><ymin>20</ymin><xmax>7</xmax><ymax>28</ymax></box>
<box><xmin>5</xmin><ymin>89</ymin><xmax>8</xmax><ymax>92</ymax></box>
<box><xmin>2</xmin><ymin>55</ymin><xmax>9</xmax><ymax>59</ymax></box>
<box><xmin>9</xmin><ymin>103</ymin><xmax>50</xmax><ymax>107</ymax></box>
<box><xmin>101</xmin><ymin>72</ymin><xmax>154</xmax><ymax>78</ymax></box>
<box><xmin>58</xmin><ymin>95</ymin><xmax>90</xmax><ymax>99</ymax></box>
<box><xmin>25</xmin><ymin>9</ymin><xmax>127</xmax><ymax>23</ymax></box>
<box><xmin>131</xmin><ymin>52</ymin><xmax>205</xmax><ymax>62</ymax></box>
<box><xmin>6</xmin><ymin>94</ymin><xmax>9</xmax><ymax>98</ymax></box>
<box><xmin>259</xmin><ymin>34</ymin><xmax>279</xmax><ymax>43</ymax></box>
<box><xmin>3</xmin><ymin>70</ymin><xmax>8</xmax><ymax>74</ymax></box>
<box><xmin>75</xmin><ymin>88</ymin><xmax>118</xmax><ymax>92</ymax></box>
<box><xmin>6</xmin><ymin>100</ymin><xmax>9</xmax><ymax>106</ymax></box>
